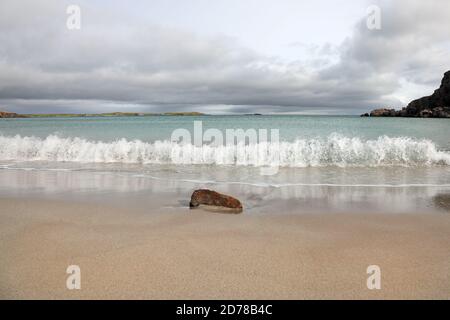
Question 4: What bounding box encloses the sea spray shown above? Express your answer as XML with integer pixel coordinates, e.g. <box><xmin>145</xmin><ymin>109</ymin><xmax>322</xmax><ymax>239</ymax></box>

<box><xmin>0</xmin><ymin>133</ymin><xmax>449</xmax><ymax>167</ymax></box>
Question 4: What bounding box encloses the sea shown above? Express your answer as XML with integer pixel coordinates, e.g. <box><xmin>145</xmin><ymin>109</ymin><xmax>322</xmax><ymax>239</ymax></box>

<box><xmin>0</xmin><ymin>115</ymin><xmax>449</xmax><ymax>213</ymax></box>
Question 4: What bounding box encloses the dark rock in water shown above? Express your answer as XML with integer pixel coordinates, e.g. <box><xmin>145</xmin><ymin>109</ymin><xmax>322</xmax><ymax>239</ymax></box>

<box><xmin>364</xmin><ymin>70</ymin><xmax>450</xmax><ymax>118</ymax></box>
<box><xmin>360</xmin><ymin>113</ymin><xmax>369</xmax><ymax>117</ymax></box>
<box><xmin>190</xmin><ymin>189</ymin><xmax>243</xmax><ymax>213</ymax></box>
<box><xmin>433</xmin><ymin>193</ymin><xmax>450</xmax><ymax>211</ymax></box>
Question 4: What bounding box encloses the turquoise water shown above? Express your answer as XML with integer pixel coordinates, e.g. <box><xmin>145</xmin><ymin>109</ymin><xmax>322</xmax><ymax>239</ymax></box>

<box><xmin>0</xmin><ymin>115</ymin><xmax>449</xmax><ymax>148</ymax></box>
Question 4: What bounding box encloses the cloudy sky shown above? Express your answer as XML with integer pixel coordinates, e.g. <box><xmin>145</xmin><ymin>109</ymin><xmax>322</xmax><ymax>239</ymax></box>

<box><xmin>0</xmin><ymin>0</ymin><xmax>449</xmax><ymax>114</ymax></box>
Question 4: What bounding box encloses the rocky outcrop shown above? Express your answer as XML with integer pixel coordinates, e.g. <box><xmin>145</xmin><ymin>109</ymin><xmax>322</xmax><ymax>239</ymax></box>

<box><xmin>0</xmin><ymin>111</ymin><xmax>25</xmax><ymax>118</ymax></box>
<box><xmin>362</xmin><ymin>70</ymin><xmax>450</xmax><ymax>118</ymax></box>
<box><xmin>369</xmin><ymin>108</ymin><xmax>397</xmax><ymax>117</ymax></box>
<box><xmin>404</xmin><ymin>70</ymin><xmax>450</xmax><ymax>116</ymax></box>
<box><xmin>189</xmin><ymin>189</ymin><xmax>243</xmax><ymax>213</ymax></box>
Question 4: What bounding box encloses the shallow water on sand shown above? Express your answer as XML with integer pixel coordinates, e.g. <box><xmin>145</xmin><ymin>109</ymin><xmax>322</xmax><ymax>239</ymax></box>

<box><xmin>0</xmin><ymin>165</ymin><xmax>449</xmax><ymax>214</ymax></box>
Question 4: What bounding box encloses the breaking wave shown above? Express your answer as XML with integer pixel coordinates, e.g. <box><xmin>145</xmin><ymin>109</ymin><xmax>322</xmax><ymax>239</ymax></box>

<box><xmin>0</xmin><ymin>134</ymin><xmax>449</xmax><ymax>167</ymax></box>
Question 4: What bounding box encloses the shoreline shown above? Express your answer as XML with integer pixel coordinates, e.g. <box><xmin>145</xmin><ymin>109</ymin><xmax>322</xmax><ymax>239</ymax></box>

<box><xmin>0</xmin><ymin>167</ymin><xmax>449</xmax><ymax>215</ymax></box>
<box><xmin>1</xmin><ymin>196</ymin><xmax>450</xmax><ymax>299</ymax></box>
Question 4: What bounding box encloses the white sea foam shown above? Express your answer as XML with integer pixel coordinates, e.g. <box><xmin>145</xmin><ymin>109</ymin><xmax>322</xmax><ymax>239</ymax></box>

<box><xmin>0</xmin><ymin>134</ymin><xmax>449</xmax><ymax>167</ymax></box>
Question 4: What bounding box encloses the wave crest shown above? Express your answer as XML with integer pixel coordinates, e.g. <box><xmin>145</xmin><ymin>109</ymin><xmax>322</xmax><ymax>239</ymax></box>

<box><xmin>0</xmin><ymin>134</ymin><xmax>449</xmax><ymax>167</ymax></box>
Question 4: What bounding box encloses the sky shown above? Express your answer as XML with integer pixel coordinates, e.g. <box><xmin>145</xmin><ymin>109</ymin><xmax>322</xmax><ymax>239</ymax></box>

<box><xmin>0</xmin><ymin>0</ymin><xmax>449</xmax><ymax>114</ymax></box>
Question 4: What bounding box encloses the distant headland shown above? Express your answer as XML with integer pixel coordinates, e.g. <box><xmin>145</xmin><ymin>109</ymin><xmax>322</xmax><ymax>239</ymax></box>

<box><xmin>362</xmin><ymin>70</ymin><xmax>450</xmax><ymax>118</ymax></box>
<box><xmin>0</xmin><ymin>111</ymin><xmax>205</xmax><ymax>118</ymax></box>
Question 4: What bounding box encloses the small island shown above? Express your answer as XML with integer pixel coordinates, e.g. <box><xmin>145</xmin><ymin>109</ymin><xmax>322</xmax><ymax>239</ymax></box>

<box><xmin>362</xmin><ymin>70</ymin><xmax>450</xmax><ymax>118</ymax></box>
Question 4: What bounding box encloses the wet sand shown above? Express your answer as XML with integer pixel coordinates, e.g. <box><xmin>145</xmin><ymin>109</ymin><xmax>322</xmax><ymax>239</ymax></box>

<box><xmin>1</xmin><ymin>197</ymin><xmax>449</xmax><ymax>299</ymax></box>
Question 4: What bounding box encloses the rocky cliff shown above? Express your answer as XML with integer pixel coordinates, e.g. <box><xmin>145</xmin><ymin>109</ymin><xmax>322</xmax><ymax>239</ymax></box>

<box><xmin>363</xmin><ymin>70</ymin><xmax>450</xmax><ymax>118</ymax></box>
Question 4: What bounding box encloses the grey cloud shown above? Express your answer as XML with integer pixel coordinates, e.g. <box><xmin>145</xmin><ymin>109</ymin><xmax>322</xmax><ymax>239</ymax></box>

<box><xmin>0</xmin><ymin>0</ymin><xmax>449</xmax><ymax>114</ymax></box>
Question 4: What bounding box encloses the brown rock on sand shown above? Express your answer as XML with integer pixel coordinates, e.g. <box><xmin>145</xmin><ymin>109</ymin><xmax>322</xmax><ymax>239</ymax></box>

<box><xmin>189</xmin><ymin>189</ymin><xmax>243</xmax><ymax>213</ymax></box>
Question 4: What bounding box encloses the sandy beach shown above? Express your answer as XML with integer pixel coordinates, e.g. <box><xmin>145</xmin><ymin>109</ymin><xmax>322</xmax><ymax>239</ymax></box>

<box><xmin>1</xmin><ymin>0</ymin><xmax>450</xmax><ymax>304</ymax></box>
<box><xmin>1</xmin><ymin>196</ymin><xmax>449</xmax><ymax>300</ymax></box>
